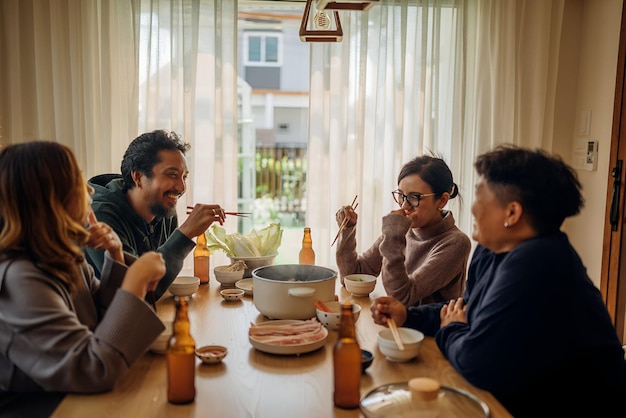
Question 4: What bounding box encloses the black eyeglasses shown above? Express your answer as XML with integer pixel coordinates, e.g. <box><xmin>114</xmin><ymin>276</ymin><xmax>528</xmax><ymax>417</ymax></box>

<box><xmin>392</xmin><ymin>190</ymin><xmax>436</xmax><ymax>208</ymax></box>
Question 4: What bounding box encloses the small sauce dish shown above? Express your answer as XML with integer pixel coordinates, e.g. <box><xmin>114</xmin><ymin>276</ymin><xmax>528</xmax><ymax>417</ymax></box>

<box><xmin>220</xmin><ymin>288</ymin><xmax>245</xmax><ymax>302</ymax></box>
<box><xmin>361</xmin><ymin>349</ymin><xmax>374</xmax><ymax>373</ymax></box>
<box><xmin>195</xmin><ymin>345</ymin><xmax>228</xmax><ymax>364</ymax></box>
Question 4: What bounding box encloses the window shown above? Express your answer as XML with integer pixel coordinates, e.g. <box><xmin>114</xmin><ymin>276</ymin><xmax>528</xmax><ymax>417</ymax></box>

<box><xmin>243</xmin><ymin>32</ymin><xmax>283</xmax><ymax>67</ymax></box>
<box><xmin>237</xmin><ymin>4</ymin><xmax>309</xmax><ymax>257</ymax></box>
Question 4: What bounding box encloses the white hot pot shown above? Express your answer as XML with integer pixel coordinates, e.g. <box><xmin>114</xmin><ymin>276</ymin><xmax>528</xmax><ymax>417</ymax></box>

<box><xmin>252</xmin><ymin>264</ymin><xmax>337</xmax><ymax>320</ymax></box>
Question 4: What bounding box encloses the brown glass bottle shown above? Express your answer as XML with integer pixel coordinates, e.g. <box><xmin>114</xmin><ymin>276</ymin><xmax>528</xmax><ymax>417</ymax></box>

<box><xmin>194</xmin><ymin>232</ymin><xmax>210</xmax><ymax>284</ymax></box>
<box><xmin>333</xmin><ymin>301</ymin><xmax>361</xmax><ymax>409</ymax></box>
<box><xmin>167</xmin><ymin>296</ymin><xmax>196</xmax><ymax>404</ymax></box>
<box><xmin>299</xmin><ymin>227</ymin><xmax>315</xmax><ymax>265</ymax></box>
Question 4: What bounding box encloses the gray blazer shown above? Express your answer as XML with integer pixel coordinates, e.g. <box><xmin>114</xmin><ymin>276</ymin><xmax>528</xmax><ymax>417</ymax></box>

<box><xmin>0</xmin><ymin>253</ymin><xmax>164</xmax><ymax>393</ymax></box>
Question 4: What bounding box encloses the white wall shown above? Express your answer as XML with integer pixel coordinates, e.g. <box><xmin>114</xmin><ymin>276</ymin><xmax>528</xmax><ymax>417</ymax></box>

<box><xmin>559</xmin><ymin>0</ymin><xmax>623</xmax><ymax>287</ymax></box>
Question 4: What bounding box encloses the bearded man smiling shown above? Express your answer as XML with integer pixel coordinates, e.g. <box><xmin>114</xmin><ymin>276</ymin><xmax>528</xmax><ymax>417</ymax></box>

<box><xmin>84</xmin><ymin>129</ymin><xmax>224</xmax><ymax>301</ymax></box>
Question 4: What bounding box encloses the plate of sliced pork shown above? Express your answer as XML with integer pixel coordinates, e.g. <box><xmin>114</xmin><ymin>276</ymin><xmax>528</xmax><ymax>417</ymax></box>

<box><xmin>249</xmin><ymin>318</ymin><xmax>328</xmax><ymax>355</ymax></box>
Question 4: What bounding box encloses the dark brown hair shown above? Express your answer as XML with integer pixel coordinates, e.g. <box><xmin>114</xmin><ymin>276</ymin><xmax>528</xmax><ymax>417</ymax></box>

<box><xmin>398</xmin><ymin>154</ymin><xmax>459</xmax><ymax>199</ymax></box>
<box><xmin>121</xmin><ymin>129</ymin><xmax>190</xmax><ymax>192</ymax></box>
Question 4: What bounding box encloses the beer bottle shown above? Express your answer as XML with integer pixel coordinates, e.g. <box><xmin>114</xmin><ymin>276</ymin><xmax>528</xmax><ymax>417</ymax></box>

<box><xmin>333</xmin><ymin>301</ymin><xmax>361</xmax><ymax>409</ymax></box>
<box><xmin>299</xmin><ymin>227</ymin><xmax>315</xmax><ymax>265</ymax></box>
<box><xmin>194</xmin><ymin>232</ymin><xmax>210</xmax><ymax>284</ymax></box>
<box><xmin>167</xmin><ymin>296</ymin><xmax>196</xmax><ymax>404</ymax></box>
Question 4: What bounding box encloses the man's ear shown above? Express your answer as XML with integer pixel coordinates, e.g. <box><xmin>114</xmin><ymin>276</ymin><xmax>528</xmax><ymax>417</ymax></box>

<box><xmin>131</xmin><ymin>170</ymin><xmax>142</xmax><ymax>187</ymax></box>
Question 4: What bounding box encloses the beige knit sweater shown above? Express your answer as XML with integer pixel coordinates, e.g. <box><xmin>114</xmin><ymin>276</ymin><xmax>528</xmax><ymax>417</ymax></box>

<box><xmin>335</xmin><ymin>211</ymin><xmax>471</xmax><ymax>306</ymax></box>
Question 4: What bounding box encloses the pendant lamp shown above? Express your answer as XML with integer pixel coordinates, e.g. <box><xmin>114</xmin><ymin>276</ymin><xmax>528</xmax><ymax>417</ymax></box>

<box><xmin>316</xmin><ymin>0</ymin><xmax>379</xmax><ymax>11</ymax></box>
<box><xmin>299</xmin><ymin>0</ymin><xmax>343</xmax><ymax>42</ymax></box>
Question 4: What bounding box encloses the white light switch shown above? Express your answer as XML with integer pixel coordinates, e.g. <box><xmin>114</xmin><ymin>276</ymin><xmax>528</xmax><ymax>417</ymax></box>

<box><xmin>579</xmin><ymin>110</ymin><xmax>591</xmax><ymax>136</ymax></box>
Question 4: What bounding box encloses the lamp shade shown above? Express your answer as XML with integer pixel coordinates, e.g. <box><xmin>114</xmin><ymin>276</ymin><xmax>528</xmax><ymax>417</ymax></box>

<box><xmin>299</xmin><ymin>0</ymin><xmax>343</xmax><ymax>42</ymax></box>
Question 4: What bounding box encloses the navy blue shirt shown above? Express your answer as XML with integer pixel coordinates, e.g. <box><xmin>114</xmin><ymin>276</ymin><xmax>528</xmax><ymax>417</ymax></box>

<box><xmin>405</xmin><ymin>232</ymin><xmax>626</xmax><ymax>416</ymax></box>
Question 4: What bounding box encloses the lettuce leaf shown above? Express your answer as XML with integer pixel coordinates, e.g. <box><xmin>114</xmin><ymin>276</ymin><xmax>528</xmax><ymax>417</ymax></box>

<box><xmin>205</xmin><ymin>223</ymin><xmax>282</xmax><ymax>257</ymax></box>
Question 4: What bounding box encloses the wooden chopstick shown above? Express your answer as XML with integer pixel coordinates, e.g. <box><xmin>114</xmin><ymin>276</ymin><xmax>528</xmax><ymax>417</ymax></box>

<box><xmin>186</xmin><ymin>206</ymin><xmax>250</xmax><ymax>217</ymax></box>
<box><xmin>331</xmin><ymin>217</ymin><xmax>349</xmax><ymax>247</ymax></box>
<box><xmin>224</xmin><ymin>212</ymin><xmax>251</xmax><ymax>217</ymax></box>
<box><xmin>331</xmin><ymin>195</ymin><xmax>358</xmax><ymax>247</ymax></box>
<box><xmin>349</xmin><ymin>195</ymin><xmax>358</xmax><ymax>208</ymax></box>
<box><xmin>388</xmin><ymin>318</ymin><xmax>405</xmax><ymax>350</ymax></box>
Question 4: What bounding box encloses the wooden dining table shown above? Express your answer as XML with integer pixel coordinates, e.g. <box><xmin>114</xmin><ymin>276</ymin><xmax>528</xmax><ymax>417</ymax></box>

<box><xmin>51</xmin><ymin>274</ymin><xmax>513</xmax><ymax>418</ymax></box>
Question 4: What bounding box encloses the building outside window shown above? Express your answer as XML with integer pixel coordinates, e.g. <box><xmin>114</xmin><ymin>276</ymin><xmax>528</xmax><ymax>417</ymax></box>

<box><xmin>238</xmin><ymin>6</ymin><xmax>309</xmax><ymax>241</ymax></box>
<box><xmin>243</xmin><ymin>32</ymin><xmax>283</xmax><ymax>67</ymax></box>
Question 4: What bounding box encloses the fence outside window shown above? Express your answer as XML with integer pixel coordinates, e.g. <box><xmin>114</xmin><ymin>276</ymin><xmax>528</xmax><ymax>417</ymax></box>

<box><xmin>254</xmin><ymin>144</ymin><xmax>307</xmax><ymax>228</ymax></box>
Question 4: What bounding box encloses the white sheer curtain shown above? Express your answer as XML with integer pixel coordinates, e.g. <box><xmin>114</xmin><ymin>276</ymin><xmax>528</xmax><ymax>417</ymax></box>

<box><xmin>1</xmin><ymin>0</ymin><xmax>239</xmax><ymax>269</ymax></box>
<box><xmin>307</xmin><ymin>0</ymin><xmax>465</xmax><ymax>267</ymax></box>
<box><xmin>0</xmin><ymin>0</ymin><xmax>137</xmax><ymax>178</ymax></box>
<box><xmin>134</xmin><ymin>0</ymin><xmax>239</xmax><ymax>268</ymax></box>
<box><xmin>457</xmin><ymin>0</ymin><xmax>565</xmax><ymax>231</ymax></box>
<box><xmin>307</xmin><ymin>0</ymin><xmax>566</xmax><ymax>267</ymax></box>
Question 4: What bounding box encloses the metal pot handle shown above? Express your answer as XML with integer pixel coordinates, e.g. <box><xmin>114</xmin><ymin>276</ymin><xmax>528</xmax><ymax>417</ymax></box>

<box><xmin>288</xmin><ymin>287</ymin><xmax>316</xmax><ymax>298</ymax></box>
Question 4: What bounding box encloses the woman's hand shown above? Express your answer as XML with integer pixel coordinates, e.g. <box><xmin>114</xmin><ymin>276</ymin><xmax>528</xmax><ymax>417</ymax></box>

<box><xmin>371</xmin><ymin>296</ymin><xmax>407</xmax><ymax>327</ymax></box>
<box><xmin>85</xmin><ymin>210</ymin><xmax>124</xmax><ymax>263</ymax></box>
<box><xmin>121</xmin><ymin>252</ymin><xmax>166</xmax><ymax>299</ymax></box>
<box><xmin>440</xmin><ymin>297</ymin><xmax>467</xmax><ymax>327</ymax></box>
<box><xmin>335</xmin><ymin>205</ymin><xmax>358</xmax><ymax>228</ymax></box>
<box><xmin>390</xmin><ymin>208</ymin><xmax>407</xmax><ymax>217</ymax></box>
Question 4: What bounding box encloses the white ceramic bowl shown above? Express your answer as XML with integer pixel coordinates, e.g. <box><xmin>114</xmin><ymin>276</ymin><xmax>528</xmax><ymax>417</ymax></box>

<box><xmin>228</xmin><ymin>253</ymin><xmax>277</xmax><ymax>278</ymax></box>
<box><xmin>195</xmin><ymin>345</ymin><xmax>228</xmax><ymax>364</ymax></box>
<box><xmin>214</xmin><ymin>265</ymin><xmax>245</xmax><ymax>287</ymax></box>
<box><xmin>344</xmin><ymin>274</ymin><xmax>377</xmax><ymax>297</ymax></box>
<box><xmin>315</xmin><ymin>301</ymin><xmax>361</xmax><ymax>331</ymax></box>
<box><xmin>149</xmin><ymin>321</ymin><xmax>172</xmax><ymax>354</ymax></box>
<box><xmin>220</xmin><ymin>288</ymin><xmax>245</xmax><ymax>302</ymax></box>
<box><xmin>377</xmin><ymin>327</ymin><xmax>424</xmax><ymax>362</ymax></box>
<box><xmin>168</xmin><ymin>276</ymin><xmax>200</xmax><ymax>297</ymax></box>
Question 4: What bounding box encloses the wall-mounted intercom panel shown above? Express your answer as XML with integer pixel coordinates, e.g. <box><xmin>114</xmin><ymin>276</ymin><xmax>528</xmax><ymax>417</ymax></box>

<box><xmin>572</xmin><ymin>140</ymin><xmax>598</xmax><ymax>171</ymax></box>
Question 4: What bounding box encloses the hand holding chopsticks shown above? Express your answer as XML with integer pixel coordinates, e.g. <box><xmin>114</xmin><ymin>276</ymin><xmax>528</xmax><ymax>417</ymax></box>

<box><xmin>331</xmin><ymin>195</ymin><xmax>358</xmax><ymax>247</ymax></box>
<box><xmin>182</xmin><ymin>204</ymin><xmax>250</xmax><ymax>238</ymax></box>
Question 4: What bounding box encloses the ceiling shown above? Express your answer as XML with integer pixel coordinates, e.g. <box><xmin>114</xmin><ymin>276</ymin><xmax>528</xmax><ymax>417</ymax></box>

<box><xmin>239</xmin><ymin>0</ymin><xmax>305</xmax><ymax>30</ymax></box>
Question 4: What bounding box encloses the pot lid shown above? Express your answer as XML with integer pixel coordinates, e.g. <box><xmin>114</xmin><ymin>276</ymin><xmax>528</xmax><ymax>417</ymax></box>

<box><xmin>360</xmin><ymin>381</ymin><xmax>490</xmax><ymax>418</ymax></box>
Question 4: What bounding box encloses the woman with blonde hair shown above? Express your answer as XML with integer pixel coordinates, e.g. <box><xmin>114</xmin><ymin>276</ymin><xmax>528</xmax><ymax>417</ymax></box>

<box><xmin>0</xmin><ymin>141</ymin><xmax>166</xmax><ymax>414</ymax></box>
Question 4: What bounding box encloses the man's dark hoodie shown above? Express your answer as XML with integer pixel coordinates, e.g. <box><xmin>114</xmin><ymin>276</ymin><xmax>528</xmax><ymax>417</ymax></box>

<box><xmin>84</xmin><ymin>174</ymin><xmax>195</xmax><ymax>300</ymax></box>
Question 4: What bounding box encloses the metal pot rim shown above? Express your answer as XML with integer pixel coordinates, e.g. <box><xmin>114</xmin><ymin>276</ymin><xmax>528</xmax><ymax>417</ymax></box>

<box><xmin>252</xmin><ymin>264</ymin><xmax>337</xmax><ymax>283</ymax></box>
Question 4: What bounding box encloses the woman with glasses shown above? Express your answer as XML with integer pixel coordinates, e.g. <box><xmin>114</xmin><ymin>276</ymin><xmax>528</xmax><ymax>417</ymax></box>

<box><xmin>335</xmin><ymin>155</ymin><xmax>471</xmax><ymax>307</ymax></box>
